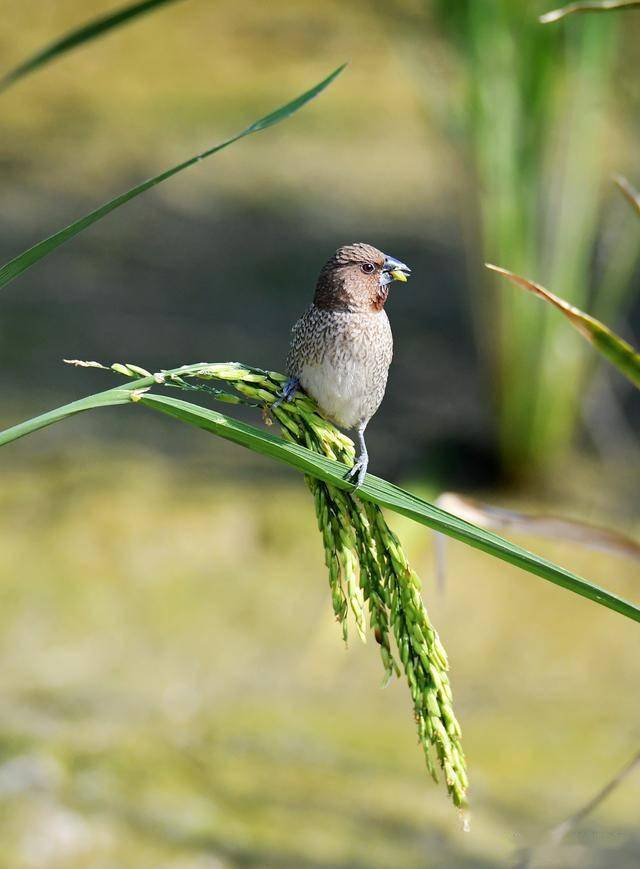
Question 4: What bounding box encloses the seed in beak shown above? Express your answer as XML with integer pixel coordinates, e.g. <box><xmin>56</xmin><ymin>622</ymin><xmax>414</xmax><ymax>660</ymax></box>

<box><xmin>390</xmin><ymin>269</ymin><xmax>408</xmax><ymax>283</ymax></box>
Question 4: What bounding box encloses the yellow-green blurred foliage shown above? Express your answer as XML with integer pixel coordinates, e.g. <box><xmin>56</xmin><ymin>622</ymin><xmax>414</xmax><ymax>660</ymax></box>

<box><xmin>0</xmin><ymin>450</ymin><xmax>638</xmax><ymax>867</ymax></box>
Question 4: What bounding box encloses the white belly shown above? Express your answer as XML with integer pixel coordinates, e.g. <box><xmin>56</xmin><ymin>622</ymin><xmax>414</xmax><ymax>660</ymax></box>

<box><xmin>300</xmin><ymin>358</ymin><xmax>375</xmax><ymax>430</ymax></box>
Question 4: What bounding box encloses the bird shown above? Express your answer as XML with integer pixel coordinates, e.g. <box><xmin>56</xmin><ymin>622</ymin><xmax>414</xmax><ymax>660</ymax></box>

<box><xmin>279</xmin><ymin>242</ymin><xmax>411</xmax><ymax>489</ymax></box>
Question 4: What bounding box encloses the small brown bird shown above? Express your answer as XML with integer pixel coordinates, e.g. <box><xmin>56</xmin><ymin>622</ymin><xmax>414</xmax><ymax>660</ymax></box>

<box><xmin>279</xmin><ymin>242</ymin><xmax>411</xmax><ymax>488</ymax></box>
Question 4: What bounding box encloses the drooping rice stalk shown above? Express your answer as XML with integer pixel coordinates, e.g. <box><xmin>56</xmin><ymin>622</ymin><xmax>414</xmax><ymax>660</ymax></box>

<box><xmin>75</xmin><ymin>358</ymin><xmax>469</xmax><ymax>809</ymax></box>
<box><xmin>8</xmin><ymin>361</ymin><xmax>639</xmax><ymax>628</ymax></box>
<box><xmin>222</xmin><ymin>363</ymin><xmax>468</xmax><ymax>807</ymax></box>
<box><xmin>8</xmin><ymin>358</ymin><xmax>640</xmax><ymax>807</ymax></box>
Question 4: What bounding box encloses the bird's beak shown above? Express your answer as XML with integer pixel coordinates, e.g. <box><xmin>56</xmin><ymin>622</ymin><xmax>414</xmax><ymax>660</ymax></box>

<box><xmin>382</xmin><ymin>255</ymin><xmax>411</xmax><ymax>285</ymax></box>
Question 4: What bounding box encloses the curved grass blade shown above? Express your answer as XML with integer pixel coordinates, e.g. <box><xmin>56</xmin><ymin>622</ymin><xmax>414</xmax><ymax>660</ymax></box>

<box><xmin>540</xmin><ymin>1</ymin><xmax>640</xmax><ymax>23</ymax></box>
<box><xmin>433</xmin><ymin>493</ymin><xmax>640</xmax><ymax>592</ymax></box>
<box><xmin>435</xmin><ymin>492</ymin><xmax>640</xmax><ymax>561</ymax></box>
<box><xmin>0</xmin><ymin>0</ymin><xmax>185</xmax><ymax>93</ymax></box>
<box><xmin>0</xmin><ymin>64</ymin><xmax>346</xmax><ymax>292</ymax></box>
<box><xmin>1</xmin><ymin>378</ymin><xmax>638</xmax><ymax>625</ymax></box>
<box><xmin>0</xmin><ymin>385</ymin><xmax>139</xmax><ymax>447</ymax></box>
<box><xmin>141</xmin><ymin>394</ymin><xmax>640</xmax><ymax>623</ymax></box>
<box><xmin>614</xmin><ymin>174</ymin><xmax>640</xmax><ymax>217</ymax></box>
<box><xmin>487</xmin><ymin>264</ymin><xmax>640</xmax><ymax>388</ymax></box>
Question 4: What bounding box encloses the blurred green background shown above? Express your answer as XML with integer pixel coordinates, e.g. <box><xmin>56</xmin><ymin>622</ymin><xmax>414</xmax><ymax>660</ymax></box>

<box><xmin>0</xmin><ymin>1</ymin><xmax>639</xmax><ymax>866</ymax></box>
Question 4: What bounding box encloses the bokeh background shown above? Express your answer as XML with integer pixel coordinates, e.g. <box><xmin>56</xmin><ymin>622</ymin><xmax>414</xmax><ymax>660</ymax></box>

<box><xmin>0</xmin><ymin>1</ymin><xmax>639</xmax><ymax>866</ymax></box>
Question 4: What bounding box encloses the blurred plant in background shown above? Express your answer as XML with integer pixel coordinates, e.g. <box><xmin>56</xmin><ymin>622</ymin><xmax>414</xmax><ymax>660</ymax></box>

<box><xmin>417</xmin><ymin>0</ymin><xmax>640</xmax><ymax>475</ymax></box>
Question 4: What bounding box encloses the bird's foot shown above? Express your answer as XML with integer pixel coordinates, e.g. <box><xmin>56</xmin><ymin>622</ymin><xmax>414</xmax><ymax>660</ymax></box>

<box><xmin>273</xmin><ymin>377</ymin><xmax>300</xmax><ymax>409</ymax></box>
<box><xmin>345</xmin><ymin>455</ymin><xmax>368</xmax><ymax>490</ymax></box>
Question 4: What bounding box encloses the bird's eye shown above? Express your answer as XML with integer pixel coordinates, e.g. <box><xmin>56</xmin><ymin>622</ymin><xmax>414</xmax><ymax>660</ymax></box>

<box><xmin>361</xmin><ymin>262</ymin><xmax>375</xmax><ymax>274</ymax></box>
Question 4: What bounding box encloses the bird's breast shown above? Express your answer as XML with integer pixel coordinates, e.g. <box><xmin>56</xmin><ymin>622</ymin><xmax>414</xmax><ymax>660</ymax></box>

<box><xmin>290</xmin><ymin>308</ymin><xmax>393</xmax><ymax>430</ymax></box>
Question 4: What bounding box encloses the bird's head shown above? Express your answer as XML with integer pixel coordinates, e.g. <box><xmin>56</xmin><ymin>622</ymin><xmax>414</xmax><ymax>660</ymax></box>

<box><xmin>314</xmin><ymin>242</ymin><xmax>411</xmax><ymax>313</ymax></box>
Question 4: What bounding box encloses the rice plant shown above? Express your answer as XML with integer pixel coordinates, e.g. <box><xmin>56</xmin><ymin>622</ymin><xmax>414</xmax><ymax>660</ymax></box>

<box><xmin>3</xmin><ymin>361</ymin><xmax>637</xmax><ymax>625</ymax></box>
<box><xmin>3</xmin><ymin>357</ymin><xmax>640</xmax><ymax>808</ymax></box>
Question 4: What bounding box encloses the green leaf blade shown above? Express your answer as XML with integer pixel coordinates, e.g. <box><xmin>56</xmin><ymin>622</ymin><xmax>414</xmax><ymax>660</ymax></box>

<box><xmin>137</xmin><ymin>392</ymin><xmax>640</xmax><ymax>625</ymax></box>
<box><xmin>0</xmin><ymin>385</ymin><xmax>145</xmax><ymax>448</ymax></box>
<box><xmin>590</xmin><ymin>326</ymin><xmax>640</xmax><ymax>388</ymax></box>
<box><xmin>0</xmin><ymin>0</ymin><xmax>186</xmax><ymax>92</ymax></box>
<box><xmin>487</xmin><ymin>264</ymin><xmax>640</xmax><ymax>389</ymax></box>
<box><xmin>1</xmin><ymin>377</ymin><xmax>637</xmax><ymax>625</ymax></box>
<box><xmin>0</xmin><ymin>64</ymin><xmax>346</xmax><ymax>291</ymax></box>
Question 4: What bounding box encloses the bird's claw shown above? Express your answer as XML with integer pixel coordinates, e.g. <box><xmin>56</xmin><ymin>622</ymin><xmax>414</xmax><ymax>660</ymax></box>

<box><xmin>345</xmin><ymin>457</ymin><xmax>368</xmax><ymax>490</ymax></box>
<box><xmin>273</xmin><ymin>377</ymin><xmax>300</xmax><ymax>409</ymax></box>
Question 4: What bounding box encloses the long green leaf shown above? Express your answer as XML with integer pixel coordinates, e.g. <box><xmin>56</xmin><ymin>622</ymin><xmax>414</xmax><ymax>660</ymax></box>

<box><xmin>1</xmin><ymin>378</ymin><xmax>638</xmax><ymax>625</ymax></box>
<box><xmin>0</xmin><ymin>0</ymin><xmax>185</xmax><ymax>92</ymax></box>
<box><xmin>0</xmin><ymin>384</ymin><xmax>140</xmax><ymax>447</ymax></box>
<box><xmin>0</xmin><ymin>64</ymin><xmax>345</xmax><ymax>292</ymax></box>
<box><xmin>540</xmin><ymin>1</ymin><xmax>640</xmax><ymax>23</ymax></box>
<box><xmin>487</xmin><ymin>264</ymin><xmax>640</xmax><ymax>388</ymax></box>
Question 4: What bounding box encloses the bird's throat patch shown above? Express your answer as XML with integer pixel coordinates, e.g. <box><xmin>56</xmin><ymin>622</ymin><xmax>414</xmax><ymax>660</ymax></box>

<box><xmin>372</xmin><ymin>285</ymin><xmax>389</xmax><ymax>311</ymax></box>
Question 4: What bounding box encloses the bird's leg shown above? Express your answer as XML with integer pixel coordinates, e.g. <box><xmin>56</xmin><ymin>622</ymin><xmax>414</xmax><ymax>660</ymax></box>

<box><xmin>345</xmin><ymin>424</ymin><xmax>368</xmax><ymax>490</ymax></box>
<box><xmin>273</xmin><ymin>376</ymin><xmax>300</xmax><ymax>409</ymax></box>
